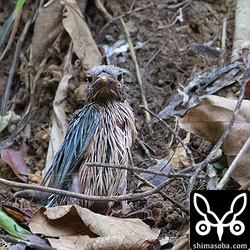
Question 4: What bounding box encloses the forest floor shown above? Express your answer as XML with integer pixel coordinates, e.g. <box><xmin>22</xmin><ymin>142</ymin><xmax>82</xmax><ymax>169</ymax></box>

<box><xmin>0</xmin><ymin>0</ymin><xmax>238</xmax><ymax>248</ymax></box>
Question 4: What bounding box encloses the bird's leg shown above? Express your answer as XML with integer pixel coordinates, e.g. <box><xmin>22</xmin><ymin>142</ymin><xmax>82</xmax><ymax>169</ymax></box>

<box><xmin>69</xmin><ymin>173</ymin><xmax>80</xmax><ymax>204</ymax></box>
<box><xmin>120</xmin><ymin>200</ymin><xmax>133</xmax><ymax>214</ymax></box>
<box><xmin>108</xmin><ymin>180</ymin><xmax>133</xmax><ymax>216</ymax></box>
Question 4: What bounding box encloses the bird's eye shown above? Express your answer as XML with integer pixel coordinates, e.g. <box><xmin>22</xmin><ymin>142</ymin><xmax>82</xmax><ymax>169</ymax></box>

<box><xmin>87</xmin><ymin>76</ymin><xmax>92</xmax><ymax>82</ymax></box>
<box><xmin>117</xmin><ymin>74</ymin><xmax>122</xmax><ymax>82</ymax></box>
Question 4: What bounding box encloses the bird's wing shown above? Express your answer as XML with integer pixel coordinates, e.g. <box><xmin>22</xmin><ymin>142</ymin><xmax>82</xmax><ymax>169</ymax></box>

<box><xmin>42</xmin><ymin>104</ymin><xmax>100</xmax><ymax>193</ymax></box>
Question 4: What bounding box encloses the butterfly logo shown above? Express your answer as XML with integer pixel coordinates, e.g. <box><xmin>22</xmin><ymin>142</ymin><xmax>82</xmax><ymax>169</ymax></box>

<box><xmin>193</xmin><ymin>193</ymin><xmax>247</xmax><ymax>241</ymax></box>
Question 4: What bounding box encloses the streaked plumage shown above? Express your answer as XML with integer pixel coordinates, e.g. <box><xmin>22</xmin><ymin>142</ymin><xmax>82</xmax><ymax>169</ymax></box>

<box><xmin>42</xmin><ymin>65</ymin><xmax>137</xmax><ymax>212</ymax></box>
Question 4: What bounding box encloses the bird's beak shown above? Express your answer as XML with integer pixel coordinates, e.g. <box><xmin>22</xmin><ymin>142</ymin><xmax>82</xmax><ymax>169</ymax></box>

<box><xmin>92</xmin><ymin>73</ymin><xmax>121</xmax><ymax>101</ymax></box>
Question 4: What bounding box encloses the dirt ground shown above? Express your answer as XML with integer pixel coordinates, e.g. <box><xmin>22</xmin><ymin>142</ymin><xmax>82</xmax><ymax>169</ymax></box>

<box><xmin>0</xmin><ymin>0</ymin><xmax>237</xmax><ymax>247</ymax></box>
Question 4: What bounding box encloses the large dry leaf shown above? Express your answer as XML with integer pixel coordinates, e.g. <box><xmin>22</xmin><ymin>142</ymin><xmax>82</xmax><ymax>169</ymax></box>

<box><xmin>29</xmin><ymin>205</ymin><xmax>160</xmax><ymax>250</ymax></box>
<box><xmin>179</xmin><ymin>95</ymin><xmax>250</xmax><ymax>185</ymax></box>
<box><xmin>61</xmin><ymin>0</ymin><xmax>102</xmax><ymax>67</ymax></box>
<box><xmin>30</xmin><ymin>0</ymin><xmax>64</xmax><ymax>68</ymax></box>
<box><xmin>1</xmin><ymin>149</ymin><xmax>28</xmax><ymax>182</ymax></box>
<box><xmin>44</xmin><ymin>63</ymin><xmax>72</xmax><ymax>172</ymax></box>
<box><xmin>30</xmin><ymin>0</ymin><xmax>102</xmax><ymax>68</ymax></box>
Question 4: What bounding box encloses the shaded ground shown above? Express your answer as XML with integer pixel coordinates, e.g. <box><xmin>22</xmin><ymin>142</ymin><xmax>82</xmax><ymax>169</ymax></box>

<box><xmin>0</xmin><ymin>0</ymin><xmax>236</xmax><ymax>246</ymax></box>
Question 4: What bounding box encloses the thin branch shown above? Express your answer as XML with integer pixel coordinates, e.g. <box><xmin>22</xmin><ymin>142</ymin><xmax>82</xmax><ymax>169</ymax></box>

<box><xmin>97</xmin><ymin>3</ymin><xmax>154</xmax><ymax>35</ymax></box>
<box><xmin>136</xmin><ymin>138</ymin><xmax>153</xmax><ymax>158</ymax></box>
<box><xmin>93</xmin><ymin>0</ymin><xmax>112</xmax><ymax>21</ymax></box>
<box><xmin>144</xmin><ymin>39</ymin><xmax>169</xmax><ymax>69</ymax></box>
<box><xmin>86</xmin><ymin>162</ymin><xmax>204</xmax><ymax>179</ymax></box>
<box><xmin>217</xmin><ymin>136</ymin><xmax>250</xmax><ymax>190</ymax></box>
<box><xmin>157</xmin><ymin>7</ymin><xmax>183</xmax><ymax>30</ymax></box>
<box><xmin>165</xmin><ymin>0</ymin><xmax>193</xmax><ymax>9</ymax></box>
<box><xmin>0</xmin><ymin>177</ymin><xmax>170</xmax><ymax>202</ymax></box>
<box><xmin>221</xmin><ymin>17</ymin><xmax>227</xmax><ymax>51</ymax></box>
<box><xmin>120</xmin><ymin>17</ymin><xmax>151</xmax><ymax>126</ymax></box>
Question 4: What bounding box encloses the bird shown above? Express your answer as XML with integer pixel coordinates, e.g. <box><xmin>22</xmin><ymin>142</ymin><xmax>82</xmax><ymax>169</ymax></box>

<box><xmin>42</xmin><ymin>65</ymin><xmax>137</xmax><ymax>213</ymax></box>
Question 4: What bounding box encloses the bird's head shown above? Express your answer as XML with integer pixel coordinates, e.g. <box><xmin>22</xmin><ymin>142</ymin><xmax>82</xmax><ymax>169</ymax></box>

<box><xmin>85</xmin><ymin>65</ymin><xmax>127</xmax><ymax>103</ymax></box>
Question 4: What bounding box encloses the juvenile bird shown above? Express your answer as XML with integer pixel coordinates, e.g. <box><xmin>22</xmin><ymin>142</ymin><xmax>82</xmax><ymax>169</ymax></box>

<box><xmin>42</xmin><ymin>65</ymin><xmax>137</xmax><ymax>213</ymax></box>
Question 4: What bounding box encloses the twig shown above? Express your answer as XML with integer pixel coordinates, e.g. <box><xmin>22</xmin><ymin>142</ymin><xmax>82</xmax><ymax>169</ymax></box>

<box><xmin>97</xmin><ymin>3</ymin><xmax>154</xmax><ymax>35</ymax></box>
<box><xmin>129</xmin><ymin>0</ymin><xmax>136</xmax><ymax>12</ymax></box>
<box><xmin>0</xmin><ymin>234</ymin><xmax>55</xmax><ymax>250</ymax></box>
<box><xmin>157</xmin><ymin>7</ymin><xmax>183</xmax><ymax>30</ymax></box>
<box><xmin>144</xmin><ymin>39</ymin><xmax>169</xmax><ymax>69</ymax></box>
<box><xmin>1</xmin><ymin>177</ymin><xmax>169</xmax><ymax>202</ymax></box>
<box><xmin>217</xmin><ymin>136</ymin><xmax>250</xmax><ymax>190</ymax></box>
<box><xmin>187</xmin><ymin>66</ymin><xmax>249</xmax><ymax>206</ymax></box>
<box><xmin>136</xmin><ymin>138</ymin><xmax>152</xmax><ymax>158</ymax></box>
<box><xmin>166</xmin><ymin>0</ymin><xmax>193</xmax><ymax>9</ymax></box>
<box><xmin>120</xmin><ymin>17</ymin><xmax>151</xmax><ymax>126</ymax></box>
<box><xmin>0</xmin><ymin>18</ymin><xmax>32</xmax><ymax>116</ymax></box>
<box><xmin>221</xmin><ymin>17</ymin><xmax>227</xmax><ymax>51</ymax></box>
<box><xmin>86</xmin><ymin>162</ymin><xmax>204</xmax><ymax>179</ymax></box>
<box><xmin>93</xmin><ymin>0</ymin><xmax>112</xmax><ymax>21</ymax></box>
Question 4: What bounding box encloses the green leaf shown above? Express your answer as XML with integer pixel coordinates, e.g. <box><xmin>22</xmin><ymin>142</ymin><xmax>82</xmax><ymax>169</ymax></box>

<box><xmin>218</xmin><ymin>168</ymin><xmax>228</xmax><ymax>178</ymax></box>
<box><xmin>0</xmin><ymin>0</ymin><xmax>26</xmax><ymax>50</ymax></box>
<box><xmin>0</xmin><ymin>207</ymin><xmax>31</xmax><ymax>240</ymax></box>
<box><xmin>13</xmin><ymin>0</ymin><xmax>26</xmax><ymax>15</ymax></box>
<box><xmin>213</xmin><ymin>162</ymin><xmax>225</xmax><ymax>170</ymax></box>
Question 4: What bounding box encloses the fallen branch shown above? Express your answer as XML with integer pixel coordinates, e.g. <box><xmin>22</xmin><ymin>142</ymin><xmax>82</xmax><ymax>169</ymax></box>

<box><xmin>0</xmin><ymin>177</ymin><xmax>169</xmax><ymax>202</ymax></box>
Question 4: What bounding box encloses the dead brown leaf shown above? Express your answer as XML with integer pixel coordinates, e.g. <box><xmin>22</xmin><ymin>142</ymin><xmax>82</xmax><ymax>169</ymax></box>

<box><xmin>2</xmin><ymin>204</ymin><xmax>32</xmax><ymax>223</ymax></box>
<box><xmin>62</xmin><ymin>0</ymin><xmax>102</xmax><ymax>67</ymax></box>
<box><xmin>1</xmin><ymin>149</ymin><xmax>28</xmax><ymax>182</ymax></box>
<box><xmin>30</xmin><ymin>0</ymin><xmax>102</xmax><ymax>69</ymax></box>
<box><xmin>30</xmin><ymin>0</ymin><xmax>64</xmax><ymax>68</ymax></box>
<box><xmin>44</xmin><ymin>54</ymin><xmax>72</xmax><ymax>172</ymax></box>
<box><xmin>244</xmin><ymin>79</ymin><xmax>250</xmax><ymax>100</ymax></box>
<box><xmin>29</xmin><ymin>205</ymin><xmax>160</xmax><ymax>250</ymax></box>
<box><xmin>168</xmin><ymin>133</ymin><xmax>191</xmax><ymax>171</ymax></box>
<box><xmin>179</xmin><ymin>95</ymin><xmax>250</xmax><ymax>186</ymax></box>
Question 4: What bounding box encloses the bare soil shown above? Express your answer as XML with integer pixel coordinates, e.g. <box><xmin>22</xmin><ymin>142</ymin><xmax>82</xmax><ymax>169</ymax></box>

<box><xmin>0</xmin><ymin>0</ymin><xmax>236</xmax><ymax>246</ymax></box>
